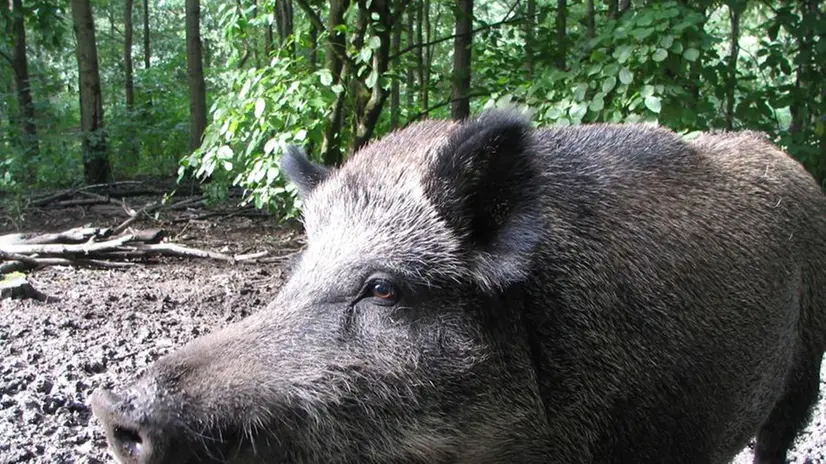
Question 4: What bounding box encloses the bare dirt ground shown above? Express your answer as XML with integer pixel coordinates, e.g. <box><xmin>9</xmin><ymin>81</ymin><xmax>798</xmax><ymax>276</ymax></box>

<box><xmin>1</xmin><ymin>196</ymin><xmax>824</xmax><ymax>464</ymax></box>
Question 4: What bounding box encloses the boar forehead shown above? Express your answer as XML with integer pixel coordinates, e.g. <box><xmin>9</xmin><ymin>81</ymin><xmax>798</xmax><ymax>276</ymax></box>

<box><xmin>297</xmin><ymin>120</ymin><xmax>467</xmax><ymax>290</ymax></box>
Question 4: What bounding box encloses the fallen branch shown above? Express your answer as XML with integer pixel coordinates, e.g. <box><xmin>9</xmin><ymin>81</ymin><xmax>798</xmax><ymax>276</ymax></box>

<box><xmin>30</xmin><ymin>181</ymin><xmax>145</xmax><ymax>207</ymax></box>
<box><xmin>0</xmin><ymin>227</ymin><xmax>111</xmax><ymax>245</ymax></box>
<box><xmin>0</xmin><ymin>234</ymin><xmax>134</xmax><ymax>255</ymax></box>
<box><xmin>112</xmin><ymin>197</ymin><xmax>204</xmax><ymax>234</ymax></box>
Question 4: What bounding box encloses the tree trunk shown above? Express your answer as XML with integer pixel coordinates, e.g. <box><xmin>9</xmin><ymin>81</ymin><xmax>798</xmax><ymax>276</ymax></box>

<box><xmin>390</xmin><ymin>0</ymin><xmax>403</xmax><ymax>128</ymax></box>
<box><xmin>320</xmin><ymin>0</ymin><xmax>352</xmax><ymax>166</ymax></box>
<box><xmin>422</xmin><ymin>0</ymin><xmax>431</xmax><ymax>110</ymax></box>
<box><xmin>415</xmin><ymin>0</ymin><xmax>425</xmax><ymax>108</ymax></box>
<box><xmin>353</xmin><ymin>0</ymin><xmax>402</xmax><ymax>149</ymax></box>
<box><xmin>450</xmin><ymin>0</ymin><xmax>473</xmax><ymax>120</ymax></box>
<box><xmin>70</xmin><ymin>0</ymin><xmax>111</xmax><ymax>184</ymax></box>
<box><xmin>619</xmin><ymin>0</ymin><xmax>631</xmax><ymax>15</ymax></box>
<box><xmin>310</xmin><ymin>21</ymin><xmax>318</xmax><ymax>68</ymax></box>
<box><xmin>276</xmin><ymin>0</ymin><xmax>294</xmax><ymax>56</ymax></box>
<box><xmin>125</xmin><ymin>0</ymin><xmax>135</xmax><ymax>111</ymax></box>
<box><xmin>525</xmin><ymin>0</ymin><xmax>536</xmax><ymax>75</ymax></box>
<box><xmin>405</xmin><ymin>4</ymin><xmax>415</xmax><ymax>109</ymax></box>
<box><xmin>265</xmin><ymin>22</ymin><xmax>274</xmax><ymax>58</ymax></box>
<box><xmin>724</xmin><ymin>0</ymin><xmax>743</xmax><ymax>130</ymax></box>
<box><xmin>607</xmin><ymin>0</ymin><xmax>618</xmax><ymax>19</ymax></box>
<box><xmin>143</xmin><ymin>0</ymin><xmax>150</xmax><ymax>68</ymax></box>
<box><xmin>586</xmin><ymin>0</ymin><xmax>595</xmax><ymax>39</ymax></box>
<box><xmin>555</xmin><ymin>0</ymin><xmax>567</xmax><ymax>70</ymax></box>
<box><xmin>185</xmin><ymin>0</ymin><xmax>207</xmax><ymax>151</ymax></box>
<box><xmin>11</xmin><ymin>0</ymin><xmax>39</xmax><ymax>168</ymax></box>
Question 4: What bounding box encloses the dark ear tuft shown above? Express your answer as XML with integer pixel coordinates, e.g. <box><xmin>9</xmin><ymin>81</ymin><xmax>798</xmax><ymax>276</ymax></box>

<box><xmin>425</xmin><ymin>108</ymin><xmax>542</xmax><ymax>291</ymax></box>
<box><xmin>280</xmin><ymin>145</ymin><xmax>333</xmax><ymax>198</ymax></box>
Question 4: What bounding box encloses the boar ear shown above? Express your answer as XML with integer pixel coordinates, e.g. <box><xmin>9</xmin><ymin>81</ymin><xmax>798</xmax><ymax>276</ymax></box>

<box><xmin>425</xmin><ymin>108</ymin><xmax>543</xmax><ymax>291</ymax></box>
<box><xmin>280</xmin><ymin>145</ymin><xmax>333</xmax><ymax>199</ymax></box>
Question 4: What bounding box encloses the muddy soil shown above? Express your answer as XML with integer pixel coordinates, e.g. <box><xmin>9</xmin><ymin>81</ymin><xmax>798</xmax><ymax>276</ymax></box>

<box><xmin>1</xmin><ymin>201</ymin><xmax>824</xmax><ymax>464</ymax></box>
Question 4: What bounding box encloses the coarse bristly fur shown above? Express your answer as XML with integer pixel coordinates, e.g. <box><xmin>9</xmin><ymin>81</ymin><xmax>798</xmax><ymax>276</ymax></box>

<box><xmin>90</xmin><ymin>107</ymin><xmax>826</xmax><ymax>464</ymax></box>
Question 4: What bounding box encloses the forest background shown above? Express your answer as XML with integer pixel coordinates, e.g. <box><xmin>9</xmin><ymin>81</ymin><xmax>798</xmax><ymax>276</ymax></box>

<box><xmin>1</xmin><ymin>0</ymin><xmax>824</xmax><ymax>220</ymax></box>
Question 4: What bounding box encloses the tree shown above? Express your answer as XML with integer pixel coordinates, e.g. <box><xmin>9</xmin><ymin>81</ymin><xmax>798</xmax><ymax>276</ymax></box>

<box><xmin>143</xmin><ymin>0</ymin><xmax>150</xmax><ymax>68</ymax></box>
<box><xmin>450</xmin><ymin>0</ymin><xmax>473</xmax><ymax>120</ymax></box>
<box><xmin>125</xmin><ymin>0</ymin><xmax>135</xmax><ymax>111</ymax></box>
<box><xmin>186</xmin><ymin>0</ymin><xmax>207</xmax><ymax>151</ymax></box>
<box><xmin>319</xmin><ymin>0</ymin><xmax>351</xmax><ymax>166</ymax></box>
<box><xmin>70</xmin><ymin>0</ymin><xmax>111</xmax><ymax>184</ymax></box>
<box><xmin>555</xmin><ymin>0</ymin><xmax>567</xmax><ymax>70</ymax></box>
<box><xmin>11</xmin><ymin>0</ymin><xmax>40</xmax><ymax>170</ymax></box>
<box><xmin>390</xmin><ymin>0</ymin><xmax>403</xmax><ymax>128</ymax></box>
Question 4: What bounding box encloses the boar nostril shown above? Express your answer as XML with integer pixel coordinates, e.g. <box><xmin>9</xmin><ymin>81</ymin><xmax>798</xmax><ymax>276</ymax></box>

<box><xmin>113</xmin><ymin>425</ymin><xmax>144</xmax><ymax>458</ymax></box>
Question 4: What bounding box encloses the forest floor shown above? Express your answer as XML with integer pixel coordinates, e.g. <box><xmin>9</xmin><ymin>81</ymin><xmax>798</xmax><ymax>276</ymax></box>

<box><xmin>0</xmin><ymin>193</ymin><xmax>824</xmax><ymax>464</ymax></box>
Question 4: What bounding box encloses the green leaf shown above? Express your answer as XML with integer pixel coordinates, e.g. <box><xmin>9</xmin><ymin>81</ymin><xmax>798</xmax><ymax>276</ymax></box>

<box><xmin>319</xmin><ymin>69</ymin><xmax>333</xmax><ymax>86</ymax></box>
<box><xmin>222</xmin><ymin>161</ymin><xmax>233</xmax><ymax>171</ymax></box>
<box><xmin>603</xmin><ymin>63</ymin><xmax>620</xmax><ymax>76</ymax></box>
<box><xmin>652</xmin><ymin>48</ymin><xmax>668</xmax><ymax>62</ymax></box>
<box><xmin>365</xmin><ymin>70</ymin><xmax>378</xmax><ymax>88</ymax></box>
<box><xmin>614</xmin><ymin>45</ymin><xmax>634</xmax><ymax>63</ymax></box>
<box><xmin>264</xmin><ymin>137</ymin><xmax>278</xmax><ymax>155</ymax></box>
<box><xmin>217</xmin><ymin>145</ymin><xmax>233</xmax><ymax>159</ymax></box>
<box><xmin>602</xmin><ymin>76</ymin><xmax>617</xmax><ymax>93</ymax></box>
<box><xmin>640</xmin><ymin>85</ymin><xmax>655</xmax><ymax>98</ymax></box>
<box><xmin>295</xmin><ymin>129</ymin><xmax>308</xmax><ymax>141</ymax></box>
<box><xmin>574</xmin><ymin>83</ymin><xmax>588</xmax><ymax>101</ymax></box>
<box><xmin>254</xmin><ymin>98</ymin><xmax>266</xmax><ymax>118</ymax></box>
<box><xmin>359</xmin><ymin>47</ymin><xmax>372</xmax><ymax>63</ymax></box>
<box><xmin>644</xmin><ymin>95</ymin><xmax>662</xmax><ymax>113</ymax></box>
<box><xmin>570</xmin><ymin>102</ymin><xmax>588</xmax><ymax>121</ymax></box>
<box><xmin>660</xmin><ymin>36</ymin><xmax>674</xmax><ymax>49</ymax></box>
<box><xmin>589</xmin><ymin>97</ymin><xmax>605</xmax><ymax>112</ymax></box>
<box><xmin>683</xmin><ymin>48</ymin><xmax>700</xmax><ymax>62</ymax></box>
<box><xmin>619</xmin><ymin>68</ymin><xmax>633</xmax><ymax>85</ymax></box>
<box><xmin>368</xmin><ymin>36</ymin><xmax>381</xmax><ymax>50</ymax></box>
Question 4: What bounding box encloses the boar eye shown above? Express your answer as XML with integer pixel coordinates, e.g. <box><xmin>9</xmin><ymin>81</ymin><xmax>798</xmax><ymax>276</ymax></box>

<box><xmin>362</xmin><ymin>276</ymin><xmax>401</xmax><ymax>306</ymax></box>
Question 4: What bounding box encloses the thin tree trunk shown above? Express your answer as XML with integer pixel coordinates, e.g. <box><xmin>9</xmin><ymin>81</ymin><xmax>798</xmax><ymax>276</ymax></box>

<box><xmin>423</xmin><ymin>0</ymin><xmax>431</xmax><ymax>110</ymax></box>
<box><xmin>724</xmin><ymin>0</ymin><xmax>743</xmax><ymax>130</ymax></box>
<box><xmin>125</xmin><ymin>0</ymin><xmax>135</xmax><ymax>111</ymax></box>
<box><xmin>405</xmin><ymin>4</ymin><xmax>415</xmax><ymax>109</ymax></box>
<box><xmin>525</xmin><ymin>0</ymin><xmax>535</xmax><ymax>75</ymax></box>
<box><xmin>11</xmin><ymin>0</ymin><xmax>39</xmax><ymax>169</ymax></box>
<box><xmin>310</xmin><ymin>21</ymin><xmax>318</xmax><ymax>68</ymax></box>
<box><xmin>277</xmin><ymin>0</ymin><xmax>295</xmax><ymax>56</ymax></box>
<box><xmin>390</xmin><ymin>0</ymin><xmax>403</xmax><ymax>128</ymax></box>
<box><xmin>185</xmin><ymin>0</ymin><xmax>207</xmax><ymax>151</ymax></box>
<box><xmin>415</xmin><ymin>0</ymin><xmax>425</xmax><ymax>108</ymax></box>
<box><xmin>320</xmin><ymin>0</ymin><xmax>352</xmax><ymax>166</ymax></box>
<box><xmin>265</xmin><ymin>22</ymin><xmax>274</xmax><ymax>58</ymax></box>
<box><xmin>555</xmin><ymin>0</ymin><xmax>567</xmax><ymax>70</ymax></box>
<box><xmin>143</xmin><ymin>0</ymin><xmax>150</xmax><ymax>68</ymax></box>
<box><xmin>586</xmin><ymin>0</ymin><xmax>595</xmax><ymax>39</ymax></box>
<box><xmin>619</xmin><ymin>0</ymin><xmax>631</xmax><ymax>15</ymax></box>
<box><xmin>607</xmin><ymin>0</ymin><xmax>618</xmax><ymax>19</ymax></box>
<box><xmin>353</xmin><ymin>0</ymin><xmax>403</xmax><ymax>149</ymax></box>
<box><xmin>450</xmin><ymin>0</ymin><xmax>473</xmax><ymax>120</ymax></box>
<box><xmin>70</xmin><ymin>0</ymin><xmax>111</xmax><ymax>184</ymax></box>
<box><xmin>253</xmin><ymin>0</ymin><xmax>261</xmax><ymax>67</ymax></box>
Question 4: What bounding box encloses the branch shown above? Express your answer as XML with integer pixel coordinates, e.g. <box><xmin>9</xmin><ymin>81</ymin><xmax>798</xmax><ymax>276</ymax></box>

<box><xmin>0</xmin><ymin>234</ymin><xmax>134</xmax><ymax>255</ymax></box>
<box><xmin>294</xmin><ymin>0</ymin><xmax>326</xmax><ymax>34</ymax></box>
<box><xmin>390</xmin><ymin>13</ymin><xmax>535</xmax><ymax>62</ymax></box>
<box><xmin>408</xmin><ymin>90</ymin><xmax>491</xmax><ymax>122</ymax></box>
<box><xmin>294</xmin><ymin>0</ymin><xmax>359</xmax><ymax>77</ymax></box>
<box><xmin>0</xmin><ymin>48</ymin><xmax>12</xmax><ymax>66</ymax></box>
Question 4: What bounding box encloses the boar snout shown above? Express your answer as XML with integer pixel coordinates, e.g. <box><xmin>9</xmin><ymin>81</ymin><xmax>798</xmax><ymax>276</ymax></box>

<box><xmin>90</xmin><ymin>381</ymin><xmax>216</xmax><ymax>464</ymax></box>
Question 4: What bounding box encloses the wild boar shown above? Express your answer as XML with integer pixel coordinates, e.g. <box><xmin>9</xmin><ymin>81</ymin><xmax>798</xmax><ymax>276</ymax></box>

<box><xmin>90</xmin><ymin>108</ymin><xmax>826</xmax><ymax>464</ymax></box>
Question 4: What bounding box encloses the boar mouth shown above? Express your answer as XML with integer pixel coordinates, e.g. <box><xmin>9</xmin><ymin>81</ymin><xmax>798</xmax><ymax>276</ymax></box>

<box><xmin>91</xmin><ymin>387</ymin><xmax>267</xmax><ymax>464</ymax></box>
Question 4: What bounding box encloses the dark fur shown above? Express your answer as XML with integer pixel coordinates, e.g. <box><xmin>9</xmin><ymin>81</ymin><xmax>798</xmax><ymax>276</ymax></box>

<box><xmin>91</xmin><ymin>108</ymin><xmax>826</xmax><ymax>464</ymax></box>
